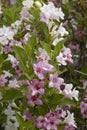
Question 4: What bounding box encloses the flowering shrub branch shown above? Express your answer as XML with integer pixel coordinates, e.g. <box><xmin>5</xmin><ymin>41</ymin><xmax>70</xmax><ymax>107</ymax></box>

<box><xmin>0</xmin><ymin>0</ymin><xmax>86</xmax><ymax>130</ymax></box>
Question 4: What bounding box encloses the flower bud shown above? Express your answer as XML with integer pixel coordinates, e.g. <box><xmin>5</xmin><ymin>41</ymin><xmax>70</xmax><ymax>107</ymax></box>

<box><xmin>35</xmin><ymin>1</ymin><xmax>42</xmax><ymax>8</ymax></box>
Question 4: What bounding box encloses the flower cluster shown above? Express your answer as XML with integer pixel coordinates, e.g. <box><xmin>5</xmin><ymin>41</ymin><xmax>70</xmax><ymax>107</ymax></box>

<box><xmin>0</xmin><ymin>0</ymin><xmax>83</xmax><ymax>130</ymax></box>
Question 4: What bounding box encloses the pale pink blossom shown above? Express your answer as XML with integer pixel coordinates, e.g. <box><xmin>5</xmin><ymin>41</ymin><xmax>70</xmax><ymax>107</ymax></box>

<box><xmin>3</xmin><ymin>45</ymin><xmax>12</xmax><ymax>54</ymax></box>
<box><xmin>8</xmin><ymin>79</ymin><xmax>20</xmax><ymax>89</ymax></box>
<box><xmin>20</xmin><ymin>7</ymin><xmax>31</xmax><ymax>20</ymax></box>
<box><xmin>36</xmin><ymin>116</ymin><xmax>45</xmax><ymax>128</ymax></box>
<box><xmin>8</xmin><ymin>54</ymin><xmax>19</xmax><ymax>68</ymax></box>
<box><xmin>64</xmin><ymin>125</ymin><xmax>75</xmax><ymax>130</ymax></box>
<box><xmin>80</xmin><ymin>101</ymin><xmax>87</xmax><ymax>119</ymax></box>
<box><xmin>49</xmin><ymin>73</ymin><xmax>64</xmax><ymax>90</ymax></box>
<box><xmin>23</xmin><ymin>110</ymin><xmax>34</xmax><ymax>120</ymax></box>
<box><xmin>56</xmin><ymin>47</ymin><xmax>73</xmax><ymax>65</ymax></box>
<box><xmin>38</xmin><ymin>48</ymin><xmax>50</xmax><ymax>61</ymax></box>
<box><xmin>56</xmin><ymin>52</ymin><xmax>67</xmax><ymax>66</ymax></box>
<box><xmin>62</xmin><ymin>47</ymin><xmax>73</xmax><ymax>64</ymax></box>
<box><xmin>0</xmin><ymin>75</ymin><xmax>7</xmax><ymax>86</ymax></box>
<box><xmin>69</xmin><ymin>43</ymin><xmax>79</xmax><ymax>50</ymax></box>
<box><xmin>28</xmin><ymin>79</ymin><xmax>44</xmax><ymax>95</ymax></box>
<box><xmin>33</xmin><ymin>61</ymin><xmax>54</xmax><ymax>80</ymax></box>
<box><xmin>36</xmin><ymin>111</ymin><xmax>61</xmax><ymax>130</ymax></box>
<box><xmin>27</xmin><ymin>94</ymin><xmax>43</xmax><ymax>106</ymax></box>
<box><xmin>16</xmin><ymin>69</ymin><xmax>23</xmax><ymax>77</ymax></box>
<box><xmin>76</xmin><ymin>29</ymin><xmax>84</xmax><ymax>37</ymax></box>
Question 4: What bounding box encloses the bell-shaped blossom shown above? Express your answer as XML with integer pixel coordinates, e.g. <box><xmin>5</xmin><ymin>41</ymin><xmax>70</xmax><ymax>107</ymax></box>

<box><xmin>80</xmin><ymin>101</ymin><xmax>87</xmax><ymax>119</ymax></box>
<box><xmin>56</xmin><ymin>47</ymin><xmax>73</xmax><ymax>66</ymax></box>
<box><xmin>7</xmin><ymin>54</ymin><xmax>19</xmax><ymax>68</ymax></box>
<box><xmin>64</xmin><ymin>125</ymin><xmax>75</xmax><ymax>130</ymax></box>
<box><xmin>49</xmin><ymin>73</ymin><xmax>64</xmax><ymax>90</ymax></box>
<box><xmin>33</xmin><ymin>60</ymin><xmax>54</xmax><ymax>80</ymax></box>
<box><xmin>62</xmin><ymin>84</ymin><xmax>79</xmax><ymax>101</ymax></box>
<box><xmin>20</xmin><ymin>7</ymin><xmax>32</xmax><ymax>20</ymax></box>
<box><xmin>8</xmin><ymin>79</ymin><xmax>20</xmax><ymax>89</ymax></box>
<box><xmin>38</xmin><ymin>47</ymin><xmax>50</xmax><ymax>61</ymax></box>
<box><xmin>64</xmin><ymin>111</ymin><xmax>77</xmax><ymax>128</ymax></box>
<box><xmin>28</xmin><ymin>79</ymin><xmax>44</xmax><ymax>95</ymax></box>
<box><xmin>36</xmin><ymin>111</ymin><xmax>61</xmax><ymax>130</ymax></box>
<box><xmin>27</xmin><ymin>94</ymin><xmax>43</xmax><ymax>106</ymax></box>
<box><xmin>3</xmin><ymin>45</ymin><xmax>12</xmax><ymax>54</ymax></box>
<box><xmin>0</xmin><ymin>75</ymin><xmax>7</xmax><ymax>86</ymax></box>
<box><xmin>40</xmin><ymin>2</ymin><xmax>64</xmax><ymax>24</ymax></box>
<box><xmin>0</xmin><ymin>26</ymin><xmax>15</xmax><ymax>46</ymax></box>
<box><xmin>56</xmin><ymin>52</ymin><xmax>67</xmax><ymax>66</ymax></box>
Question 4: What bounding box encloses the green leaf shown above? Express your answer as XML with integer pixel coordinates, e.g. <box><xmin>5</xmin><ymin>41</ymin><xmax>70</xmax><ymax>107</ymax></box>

<box><xmin>16</xmin><ymin>113</ymin><xmax>24</xmax><ymax>125</ymax></box>
<box><xmin>14</xmin><ymin>46</ymin><xmax>29</xmax><ymax>78</ymax></box>
<box><xmin>54</xmin><ymin>39</ymin><xmax>65</xmax><ymax>57</ymax></box>
<box><xmin>27</xmin><ymin>33</ymin><xmax>37</xmax><ymax>50</ymax></box>
<box><xmin>2</xmin><ymin>89</ymin><xmax>22</xmax><ymax>103</ymax></box>
<box><xmin>2</xmin><ymin>5</ymin><xmax>21</xmax><ymax>26</ymax></box>
<box><xmin>59</xmin><ymin>98</ymin><xmax>76</xmax><ymax>106</ymax></box>
<box><xmin>41</xmin><ymin>41</ymin><xmax>51</xmax><ymax>56</ymax></box>
<box><xmin>0</xmin><ymin>54</ymin><xmax>4</xmax><ymax>65</ymax></box>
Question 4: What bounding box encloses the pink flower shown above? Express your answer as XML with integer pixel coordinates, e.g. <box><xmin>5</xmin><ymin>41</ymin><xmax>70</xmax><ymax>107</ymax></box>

<box><xmin>27</xmin><ymin>94</ymin><xmax>43</xmax><ymax>106</ymax></box>
<box><xmin>36</xmin><ymin>111</ymin><xmax>61</xmax><ymax>130</ymax></box>
<box><xmin>0</xmin><ymin>75</ymin><xmax>7</xmax><ymax>86</ymax></box>
<box><xmin>69</xmin><ymin>43</ymin><xmax>79</xmax><ymax>51</ymax></box>
<box><xmin>16</xmin><ymin>69</ymin><xmax>23</xmax><ymax>77</ymax></box>
<box><xmin>8</xmin><ymin>54</ymin><xmax>19</xmax><ymax>68</ymax></box>
<box><xmin>36</xmin><ymin>116</ymin><xmax>45</xmax><ymax>128</ymax></box>
<box><xmin>3</xmin><ymin>45</ymin><xmax>12</xmax><ymax>54</ymax></box>
<box><xmin>23</xmin><ymin>110</ymin><xmax>34</xmax><ymax>120</ymax></box>
<box><xmin>80</xmin><ymin>101</ymin><xmax>87</xmax><ymax>119</ymax></box>
<box><xmin>49</xmin><ymin>73</ymin><xmax>64</xmax><ymax>90</ymax></box>
<box><xmin>62</xmin><ymin>47</ymin><xmax>73</xmax><ymax>64</ymax></box>
<box><xmin>56</xmin><ymin>52</ymin><xmax>67</xmax><ymax>66</ymax></box>
<box><xmin>33</xmin><ymin>61</ymin><xmax>54</xmax><ymax>80</ymax></box>
<box><xmin>76</xmin><ymin>29</ymin><xmax>84</xmax><ymax>37</ymax></box>
<box><xmin>28</xmin><ymin>79</ymin><xmax>44</xmax><ymax>95</ymax></box>
<box><xmin>64</xmin><ymin>125</ymin><xmax>75</xmax><ymax>130</ymax></box>
<box><xmin>20</xmin><ymin>80</ymin><xmax>30</xmax><ymax>85</ymax></box>
<box><xmin>20</xmin><ymin>7</ymin><xmax>31</xmax><ymax>20</ymax></box>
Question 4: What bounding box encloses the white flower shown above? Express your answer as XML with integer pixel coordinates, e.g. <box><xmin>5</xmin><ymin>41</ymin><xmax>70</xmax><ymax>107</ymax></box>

<box><xmin>58</xmin><ymin>23</ymin><xmax>68</xmax><ymax>37</ymax></box>
<box><xmin>4</xmin><ymin>104</ymin><xmax>19</xmax><ymax>130</ymax></box>
<box><xmin>5</xmin><ymin>121</ymin><xmax>19</xmax><ymax>130</ymax></box>
<box><xmin>22</xmin><ymin>0</ymin><xmax>33</xmax><ymax>9</ymax></box>
<box><xmin>4</xmin><ymin>106</ymin><xmax>15</xmax><ymax>118</ymax></box>
<box><xmin>51</xmin><ymin>24</ymin><xmax>68</xmax><ymax>46</ymax></box>
<box><xmin>56</xmin><ymin>52</ymin><xmax>67</xmax><ymax>66</ymax></box>
<box><xmin>40</xmin><ymin>2</ymin><xmax>64</xmax><ymax>24</ymax></box>
<box><xmin>0</xmin><ymin>36</ymin><xmax>8</xmax><ymax>45</ymax></box>
<box><xmin>52</xmin><ymin>37</ymin><xmax>64</xmax><ymax>46</ymax></box>
<box><xmin>62</xmin><ymin>84</ymin><xmax>79</xmax><ymax>101</ymax></box>
<box><xmin>8</xmin><ymin>79</ymin><xmax>20</xmax><ymax>89</ymax></box>
<box><xmin>11</xmin><ymin>20</ymin><xmax>22</xmax><ymax>30</ymax></box>
<box><xmin>0</xmin><ymin>26</ymin><xmax>15</xmax><ymax>40</ymax></box>
<box><xmin>64</xmin><ymin>111</ymin><xmax>77</xmax><ymax>127</ymax></box>
<box><xmin>3</xmin><ymin>71</ymin><xmax>13</xmax><ymax>78</ymax></box>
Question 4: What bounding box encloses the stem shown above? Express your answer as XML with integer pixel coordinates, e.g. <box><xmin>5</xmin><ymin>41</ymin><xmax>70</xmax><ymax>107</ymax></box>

<box><xmin>74</xmin><ymin>70</ymin><xmax>87</xmax><ymax>76</ymax></box>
